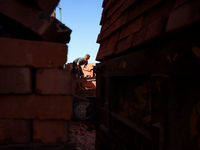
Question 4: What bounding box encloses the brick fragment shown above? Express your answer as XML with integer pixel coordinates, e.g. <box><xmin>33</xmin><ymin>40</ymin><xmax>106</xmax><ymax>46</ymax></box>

<box><xmin>0</xmin><ymin>95</ymin><xmax>72</xmax><ymax>120</ymax></box>
<box><xmin>0</xmin><ymin>38</ymin><xmax>67</xmax><ymax>68</ymax></box>
<box><xmin>166</xmin><ymin>1</ymin><xmax>200</xmax><ymax>33</ymax></box>
<box><xmin>0</xmin><ymin>119</ymin><xmax>31</xmax><ymax>144</ymax></box>
<box><xmin>36</xmin><ymin>69</ymin><xmax>75</xmax><ymax>95</ymax></box>
<box><xmin>33</xmin><ymin>120</ymin><xmax>68</xmax><ymax>143</ymax></box>
<box><xmin>0</xmin><ymin>67</ymin><xmax>32</xmax><ymax>94</ymax></box>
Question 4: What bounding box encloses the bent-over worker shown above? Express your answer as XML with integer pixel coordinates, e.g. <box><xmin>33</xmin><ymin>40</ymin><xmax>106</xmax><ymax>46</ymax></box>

<box><xmin>73</xmin><ymin>54</ymin><xmax>91</xmax><ymax>78</ymax></box>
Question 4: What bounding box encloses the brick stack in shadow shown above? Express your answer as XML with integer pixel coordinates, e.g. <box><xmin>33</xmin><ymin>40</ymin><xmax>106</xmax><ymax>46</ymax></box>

<box><xmin>0</xmin><ymin>0</ymin><xmax>76</xmax><ymax>149</ymax></box>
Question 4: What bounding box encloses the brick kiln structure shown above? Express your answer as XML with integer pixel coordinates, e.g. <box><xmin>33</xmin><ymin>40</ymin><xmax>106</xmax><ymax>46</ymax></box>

<box><xmin>95</xmin><ymin>0</ymin><xmax>200</xmax><ymax>149</ymax></box>
<box><xmin>0</xmin><ymin>0</ymin><xmax>76</xmax><ymax>149</ymax></box>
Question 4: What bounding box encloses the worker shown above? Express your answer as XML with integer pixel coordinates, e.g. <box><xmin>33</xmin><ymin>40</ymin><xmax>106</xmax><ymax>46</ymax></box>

<box><xmin>72</xmin><ymin>54</ymin><xmax>91</xmax><ymax>78</ymax></box>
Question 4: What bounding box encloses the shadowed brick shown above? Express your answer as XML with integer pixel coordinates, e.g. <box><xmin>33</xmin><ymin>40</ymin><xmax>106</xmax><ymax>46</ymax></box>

<box><xmin>0</xmin><ymin>67</ymin><xmax>32</xmax><ymax>94</ymax></box>
<box><xmin>166</xmin><ymin>1</ymin><xmax>200</xmax><ymax>33</ymax></box>
<box><xmin>0</xmin><ymin>95</ymin><xmax>72</xmax><ymax>120</ymax></box>
<box><xmin>36</xmin><ymin>69</ymin><xmax>75</xmax><ymax>95</ymax></box>
<box><xmin>33</xmin><ymin>120</ymin><xmax>68</xmax><ymax>143</ymax></box>
<box><xmin>0</xmin><ymin>119</ymin><xmax>31</xmax><ymax>144</ymax></box>
<box><xmin>0</xmin><ymin>38</ymin><xmax>68</xmax><ymax>68</ymax></box>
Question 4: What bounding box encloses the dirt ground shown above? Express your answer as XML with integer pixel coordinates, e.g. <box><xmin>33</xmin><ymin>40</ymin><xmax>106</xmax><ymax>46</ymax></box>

<box><xmin>69</xmin><ymin>121</ymin><xmax>96</xmax><ymax>150</ymax></box>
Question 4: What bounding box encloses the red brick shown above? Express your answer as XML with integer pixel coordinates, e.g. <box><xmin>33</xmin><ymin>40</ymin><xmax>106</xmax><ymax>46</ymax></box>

<box><xmin>25</xmin><ymin>0</ymin><xmax>59</xmax><ymax>15</ymax></box>
<box><xmin>122</xmin><ymin>34</ymin><xmax>135</xmax><ymax>51</ymax></box>
<box><xmin>36</xmin><ymin>69</ymin><xmax>75</xmax><ymax>95</ymax></box>
<box><xmin>0</xmin><ymin>1</ymin><xmax>71</xmax><ymax>43</ymax></box>
<box><xmin>100</xmin><ymin>12</ymin><xmax>128</xmax><ymax>42</ymax></box>
<box><xmin>96</xmin><ymin>43</ymin><xmax>116</xmax><ymax>61</ymax></box>
<box><xmin>126</xmin><ymin>0</ymin><xmax>164</xmax><ymax>23</ymax></box>
<box><xmin>0</xmin><ymin>119</ymin><xmax>31</xmax><ymax>144</ymax></box>
<box><xmin>144</xmin><ymin>17</ymin><xmax>167</xmax><ymax>42</ymax></box>
<box><xmin>121</xmin><ymin>0</ymin><xmax>138</xmax><ymax>13</ymax></box>
<box><xmin>132</xmin><ymin>27</ymin><xmax>147</xmax><ymax>47</ymax></box>
<box><xmin>104</xmin><ymin>0</ymin><xmax>115</xmax><ymax>12</ymax></box>
<box><xmin>116</xmin><ymin>34</ymin><xmax>134</xmax><ymax>54</ymax></box>
<box><xmin>96</xmin><ymin>46</ymin><xmax>105</xmax><ymax>61</ymax></box>
<box><xmin>0</xmin><ymin>67</ymin><xmax>32</xmax><ymax>94</ymax></box>
<box><xmin>166</xmin><ymin>1</ymin><xmax>200</xmax><ymax>33</ymax></box>
<box><xmin>141</xmin><ymin>1</ymin><xmax>175</xmax><ymax>28</ymax></box>
<box><xmin>106</xmin><ymin>0</ymin><xmax>125</xmax><ymax>20</ymax></box>
<box><xmin>107</xmin><ymin>31</ymin><xmax>120</xmax><ymax>45</ymax></box>
<box><xmin>119</xmin><ymin>16</ymin><xmax>143</xmax><ymax>40</ymax></box>
<box><xmin>33</xmin><ymin>120</ymin><xmax>68</xmax><ymax>143</ymax></box>
<box><xmin>174</xmin><ymin>0</ymin><xmax>192</xmax><ymax>8</ymax></box>
<box><xmin>116</xmin><ymin>39</ymin><xmax>125</xmax><ymax>54</ymax></box>
<box><xmin>105</xmin><ymin>43</ymin><xmax>117</xmax><ymax>57</ymax></box>
<box><xmin>0</xmin><ymin>95</ymin><xmax>72</xmax><ymax>120</ymax></box>
<box><xmin>0</xmin><ymin>38</ymin><xmax>67</xmax><ymax>68</ymax></box>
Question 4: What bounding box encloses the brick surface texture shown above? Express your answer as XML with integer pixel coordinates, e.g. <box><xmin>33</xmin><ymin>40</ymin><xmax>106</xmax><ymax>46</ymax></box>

<box><xmin>0</xmin><ymin>95</ymin><xmax>72</xmax><ymax>120</ymax></box>
<box><xmin>0</xmin><ymin>119</ymin><xmax>31</xmax><ymax>144</ymax></box>
<box><xmin>33</xmin><ymin>120</ymin><xmax>68</xmax><ymax>143</ymax></box>
<box><xmin>0</xmin><ymin>38</ymin><xmax>68</xmax><ymax>68</ymax></box>
<box><xmin>0</xmin><ymin>67</ymin><xmax>32</xmax><ymax>94</ymax></box>
<box><xmin>36</xmin><ymin>69</ymin><xmax>75</xmax><ymax>95</ymax></box>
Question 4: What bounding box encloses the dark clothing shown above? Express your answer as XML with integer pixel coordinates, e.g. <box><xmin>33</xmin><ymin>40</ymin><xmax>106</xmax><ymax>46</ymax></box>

<box><xmin>73</xmin><ymin>57</ymin><xmax>88</xmax><ymax>78</ymax></box>
<box><xmin>73</xmin><ymin>57</ymin><xmax>88</xmax><ymax>67</ymax></box>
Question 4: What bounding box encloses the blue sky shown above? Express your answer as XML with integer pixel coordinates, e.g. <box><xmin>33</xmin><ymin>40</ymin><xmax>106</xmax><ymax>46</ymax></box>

<box><xmin>55</xmin><ymin>0</ymin><xmax>103</xmax><ymax>63</ymax></box>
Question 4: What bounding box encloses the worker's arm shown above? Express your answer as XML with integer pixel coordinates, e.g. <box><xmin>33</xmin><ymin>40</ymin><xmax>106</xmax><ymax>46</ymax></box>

<box><xmin>75</xmin><ymin>63</ymin><xmax>79</xmax><ymax>69</ymax></box>
<box><xmin>83</xmin><ymin>65</ymin><xmax>91</xmax><ymax>72</ymax></box>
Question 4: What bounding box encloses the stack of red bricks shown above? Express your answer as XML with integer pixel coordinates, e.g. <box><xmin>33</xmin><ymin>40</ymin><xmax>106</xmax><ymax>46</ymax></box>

<box><xmin>96</xmin><ymin>0</ymin><xmax>200</xmax><ymax>61</ymax></box>
<box><xmin>0</xmin><ymin>0</ymin><xmax>76</xmax><ymax>149</ymax></box>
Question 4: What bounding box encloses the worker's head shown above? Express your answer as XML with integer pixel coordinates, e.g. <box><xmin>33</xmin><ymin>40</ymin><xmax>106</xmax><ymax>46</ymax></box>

<box><xmin>84</xmin><ymin>54</ymin><xmax>90</xmax><ymax>61</ymax></box>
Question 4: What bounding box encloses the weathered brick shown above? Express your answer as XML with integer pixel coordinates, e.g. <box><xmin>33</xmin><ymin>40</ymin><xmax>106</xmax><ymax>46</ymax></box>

<box><xmin>0</xmin><ymin>95</ymin><xmax>72</xmax><ymax>120</ymax></box>
<box><xmin>121</xmin><ymin>0</ymin><xmax>138</xmax><ymax>13</ymax></box>
<box><xmin>36</xmin><ymin>69</ymin><xmax>75</xmax><ymax>95</ymax></box>
<box><xmin>0</xmin><ymin>1</ymin><xmax>71</xmax><ymax>43</ymax></box>
<box><xmin>100</xmin><ymin>12</ymin><xmax>128</xmax><ymax>42</ymax></box>
<box><xmin>96</xmin><ymin>46</ymin><xmax>105</xmax><ymax>61</ymax></box>
<box><xmin>96</xmin><ymin>43</ymin><xmax>115</xmax><ymax>61</ymax></box>
<box><xmin>0</xmin><ymin>38</ymin><xmax>67</xmax><ymax>68</ymax></box>
<box><xmin>126</xmin><ymin>0</ymin><xmax>164</xmax><ymax>23</ymax></box>
<box><xmin>119</xmin><ymin>16</ymin><xmax>143</xmax><ymax>40</ymax></box>
<box><xmin>132</xmin><ymin>27</ymin><xmax>147</xmax><ymax>47</ymax></box>
<box><xmin>24</xmin><ymin>0</ymin><xmax>60</xmax><ymax>15</ymax></box>
<box><xmin>101</xmin><ymin>5</ymin><xmax>123</xmax><ymax>32</ymax></box>
<box><xmin>107</xmin><ymin>31</ymin><xmax>120</xmax><ymax>45</ymax></box>
<box><xmin>141</xmin><ymin>1</ymin><xmax>175</xmax><ymax>28</ymax></box>
<box><xmin>0</xmin><ymin>119</ymin><xmax>31</xmax><ymax>144</ymax></box>
<box><xmin>0</xmin><ymin>67</ymin><xmax>32</xmax><ymax>94</ymax></box>
<box><xmin>116</xmin><ymin>34</ymin><xmax>134</xmax><ymax>54</ymax></box>
<box><xmin>144</xmin><ymin>17</ymin><xmax>167</xmax><ymax>42</ymax></box>
<box><xmin>174</xmin><ymin>0</ymin><xmax>192</xmax><ymax>8</ymax></box>
<box><xmin>106</xmin><ymin>0</ymin><xmax>125</xmax><ymax>20</ymax></box>
<box><xmin>33</xmin><ymin>120</ymin><xmax>68</xmax><ymax>143</ymax></box>
<box><xmin>166</xmin><ymin>1</ymin><xmax>200</xmax><ymax>33</ymax></box>
<box><xmin>116</xmin><ymin>39</ymin><xmax>125</xmax><ymax>54</ymax></box>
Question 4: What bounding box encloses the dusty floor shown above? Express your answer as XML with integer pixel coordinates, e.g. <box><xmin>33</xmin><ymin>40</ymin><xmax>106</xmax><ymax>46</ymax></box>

<box><xmin>69</xmin><ymin>121</ymin><xmax>96</xmax><ymax>150</ymax></box>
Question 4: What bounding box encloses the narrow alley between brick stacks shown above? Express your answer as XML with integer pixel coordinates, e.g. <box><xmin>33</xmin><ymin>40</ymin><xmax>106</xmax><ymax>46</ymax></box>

<box><xmin>69</xmin><ymin>121</ymin><xmax>96</xmax><ymax>150</ymax></box>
